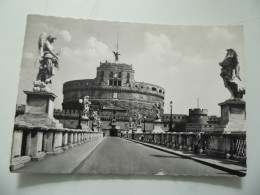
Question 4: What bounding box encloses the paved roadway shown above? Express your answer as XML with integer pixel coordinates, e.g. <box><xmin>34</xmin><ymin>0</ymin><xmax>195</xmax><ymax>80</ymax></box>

<box><xmin>73</xmin><ymin>137</ymin><xmax>232</xmax><ymax>176</ymax></box>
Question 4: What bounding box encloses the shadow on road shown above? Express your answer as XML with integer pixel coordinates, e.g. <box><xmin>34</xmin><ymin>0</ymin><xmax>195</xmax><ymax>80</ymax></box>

<box><xmin>149</xmin><ymin>154</ymin><xmax>181</xmax><ymax>159</ymax></box>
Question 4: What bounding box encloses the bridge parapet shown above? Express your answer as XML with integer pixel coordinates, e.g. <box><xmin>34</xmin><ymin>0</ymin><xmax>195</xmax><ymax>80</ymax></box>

<box><xmin>125</xmin><ymin>131</ymin><xmax>246</xmax><ymax>164</ymax></box>
<box><xmin>10</xmin><ymin>124</ymin><xmax>103</xmax><ymax>171</ymax></box>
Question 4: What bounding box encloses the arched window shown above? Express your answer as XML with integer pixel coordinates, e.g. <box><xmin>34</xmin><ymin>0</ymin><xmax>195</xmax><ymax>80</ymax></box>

<box><xmin>152</xmin><ymin>87</ymin><xmax>157</xmax><ymax>91</ymax></box>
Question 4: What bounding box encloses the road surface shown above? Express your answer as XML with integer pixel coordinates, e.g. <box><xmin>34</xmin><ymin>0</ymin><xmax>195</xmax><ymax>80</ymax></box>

<box><xmin>73</xmin><ymin>137</ymin><xmax>231</xmax><ymax>176</ymax></box>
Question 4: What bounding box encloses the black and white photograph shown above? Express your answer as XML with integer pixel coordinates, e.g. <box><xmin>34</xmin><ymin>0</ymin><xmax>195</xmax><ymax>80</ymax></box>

<box><xmin>10</xmin><ymin>14</ymin><xmax>246</xmax><ymax>176</ymax></box>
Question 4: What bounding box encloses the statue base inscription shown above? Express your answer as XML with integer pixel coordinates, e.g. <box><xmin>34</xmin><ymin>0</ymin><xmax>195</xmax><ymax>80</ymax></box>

<box><xmin>152</xmin><ymin>120</ymin><xmax>165</xmax><ymax>133</ymax></box>
<box><xmin>215</xmin><ymin>100</ymin><xmax>246</xmax><ymax>132</ymax></box>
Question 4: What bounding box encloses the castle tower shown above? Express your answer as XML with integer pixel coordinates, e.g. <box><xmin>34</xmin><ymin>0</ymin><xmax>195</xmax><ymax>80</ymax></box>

<box><xmin>188</xmin><ymin>108</ymin><xmax>208</xmax><ymax>124</ymax></box>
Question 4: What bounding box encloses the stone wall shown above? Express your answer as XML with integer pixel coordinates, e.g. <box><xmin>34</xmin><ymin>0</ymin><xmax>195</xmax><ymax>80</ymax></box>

<box><xmin>125</xmin><ymin>131</ymin><xmax>246</xmax><ymax>163</ymax></box>
<box><xmin>10</xmin><ymin>124</ymin><xmax>103</xmax><ymax>171</ymax></box>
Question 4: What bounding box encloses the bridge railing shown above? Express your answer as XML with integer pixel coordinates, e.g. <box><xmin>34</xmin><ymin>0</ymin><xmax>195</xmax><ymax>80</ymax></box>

<box><xmin>125</xmin><ymin>132</ymin><xmax>246</xmax><ymax>163</ymax></box>
<box><xmin>10</xmin><ymin>124</ymin><xmax>103</xmax><ymax>171</ymax></box>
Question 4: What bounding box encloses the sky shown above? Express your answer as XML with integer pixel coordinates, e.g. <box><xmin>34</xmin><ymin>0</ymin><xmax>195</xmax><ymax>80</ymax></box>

<box><xmin>17</xmin><ymin>15</ymin><xmax>245</xmax><ymax>116</ymax></box>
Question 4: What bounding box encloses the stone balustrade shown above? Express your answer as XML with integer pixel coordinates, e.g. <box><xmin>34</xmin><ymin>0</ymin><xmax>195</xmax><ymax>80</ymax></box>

<box><xmin>125</xmin><ymin>131</ymin><xmax>246</xmax><ymax>163</ymax></box>
<box><xmin>10</xmin><ymin>124</ymin><xmax>103</xmax><ymax>171</ymax></box>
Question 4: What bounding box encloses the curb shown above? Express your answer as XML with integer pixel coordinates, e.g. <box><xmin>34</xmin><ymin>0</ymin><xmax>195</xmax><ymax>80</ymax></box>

<box><xmin>72</xmin><ymin>137</ymin><xmax>105</xmax><ymax>173</ymax></box>
<box><xmin>126</xmin><ymin>138</ymin><xmax>246</xmax><ymax>177</ymax></box>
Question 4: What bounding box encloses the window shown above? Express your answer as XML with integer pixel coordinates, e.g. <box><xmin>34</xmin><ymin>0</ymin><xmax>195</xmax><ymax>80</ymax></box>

<box><xmin>113</xmin><ymin>93</ymin><xmax>118</xmax><ymax>99</ymax></box>
<box><xmin>118</xmin><ymin>72</ymin><xmax>122</xmax><ymax>78</ymax></box>
<box><xmin>127</xmin><ymin>73</ymin><xmax>130</xmax><ymax>78</ymax></box>
<box><xmin>110</xmin><ymin>71</ymin><xmax>113</xmax><ymax>77</ymax></box>
<box><xmin>118</xmin><ymin>81</ymin><xmax>122</xmax><ymax>86</ymax></box>
<box><xmin>109</xmin><ymin>80</ymin><xmax>113</xmax><ymax>86</ymax></box>
<box><xmin>152</xmin><ymin>87</ymin><xmax>157</xmax><ymax>91</ymax></box>
<box><xmin>114</xmin><ymin>80</ymin><xmax>117</xmax><ymax>86</ymax></box>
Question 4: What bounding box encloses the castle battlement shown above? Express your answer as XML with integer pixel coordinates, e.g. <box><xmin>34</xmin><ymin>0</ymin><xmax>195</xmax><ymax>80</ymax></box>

<box><xmin>189</xmin><ymin>108</ymin><xmax>208</xmax><ymax>115</ymax></box>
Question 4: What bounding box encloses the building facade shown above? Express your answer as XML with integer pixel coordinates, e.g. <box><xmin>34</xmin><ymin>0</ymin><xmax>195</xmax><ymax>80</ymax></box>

<box><xmin>62</xmin><ymin>61</ymin><xmax>165</xmax><ymax>122</ymax></box>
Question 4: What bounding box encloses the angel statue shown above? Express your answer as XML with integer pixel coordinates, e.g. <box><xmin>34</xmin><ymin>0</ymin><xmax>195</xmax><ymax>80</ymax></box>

<box><xmin>82</xmin><ymin>96</ymin><xmax>91</xmax><ymax>119</ymax></box>
<box><xmin>97</xmin><ymin>116</ymin><xmax>102</xmax><ymax>127</ymax></box>
<box><xmin>137</xmin><ymin>112</ymin><xmax>142</xmax><ymax>125</ymax></box>
<box><xmin>34</xmin><ymin>33</ymin><xmax>60</xmax><ymax>92</ymax></box>
<box><xmin>92</xmin><ymin>111</ymin><xmax>99</xmax><ymax>124</ymax></box>
<box><xmin>154</xmin><ymin>101</ymin><xmax>161</xmax><ymax>120</ymax></box>
<box><xmin>113</xmin><ymin>51</ymin><xmax>120</xmax><ymax>61</ymax></box>
<box><xmin>219</xmin><ymin>49</ymin><xmax>245</xmax><ymax>99</ymax></box>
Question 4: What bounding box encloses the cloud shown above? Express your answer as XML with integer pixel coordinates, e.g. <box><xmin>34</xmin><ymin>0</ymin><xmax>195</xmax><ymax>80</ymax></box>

<box><xmin>62</xmin><ymin>37</ymin><xmax>113</xmax><ymax>61</ymax></box>
<box><xmin>24</xmin><ymin>52</ymin><xmax>34</xmax><ymax>60</ymax></box>
<box><xmin>136</xmin><ymin>32</ymin><xmax>182</xmax><ymax>68</ymax></box>
<box><xmin>59</xmin><ymin>37</ymin><xmax>113</xmax><ymax>81</ymax></box>
<box><xmin>36</xmin><ymin>23</ymin><xmax>72</xmax><ymax>43</ymax></box>
<box><xmin>59</xmin><ymin>30</ymin><xmax>72</xmax><ymax>42</ymax></box>
<box><xmin>207</xmin><ymin>27</ymin><xmax>236</xmax><ymax>43</ymax></box>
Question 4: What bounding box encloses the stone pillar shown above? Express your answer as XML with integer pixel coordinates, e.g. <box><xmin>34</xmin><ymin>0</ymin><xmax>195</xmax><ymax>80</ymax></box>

<box><xmin>172</xmin><ymin>134</ymin><xmax>176</xmax><ymax>148</ymax></box>
<box><xmin>187</xmin><ymin>135</ymin><xmax>192</xmax><ymax>151</ymax></box>
<box><xmin>178</xmin><ymin>135</ymin><xmax>183</xmax><ymax>149</ymax></box>
<box><xmin>43</xmin><ymin>132</ymin><xmax>54</xmax><ymax>155</ymax></box>
<box><xmin>10</xmin><ymin>129</ymin><xmax>32</xmax><ymax>171</ymax></box>
<box><xmin>30</xmin><ymin>131</ymin><xmax>46</xmax><ymax>161</ymax></box>
<box><xmin>78</xmin><ymin>132</ymin><xmax>81</xmax><ymax>144</ymax></box>
<box><xmin>82</xmin><ymin>133</ymin><xmax>85</xmax><ymax>142</ymax></box>
<box><xmin>11</xmin><ymin>130</ymin><xmax>23</xmax><ymax>159</ymax></box>
<box><xmin>84</xmin><ymin>133</ymin><xmax>87</xmax><ymax>142</ymax></box>
<box><xmin>53</xmin><ymin>131</ymin><xmax>63</xmax><ymax>155</ymax></box>
<box><xmin>68</xmin><ymin>132</ymin><xmax>73</xmax><ymax>148</ymax></box>
<box><xmin>62</xmin><ymin>132</ymin><xmax>69</xmax><ymax>150</ymax></box>
<box><xmin>74</xmin><ymin>133</ymin><xmax>78</xmax><ymax>146</ymax></box>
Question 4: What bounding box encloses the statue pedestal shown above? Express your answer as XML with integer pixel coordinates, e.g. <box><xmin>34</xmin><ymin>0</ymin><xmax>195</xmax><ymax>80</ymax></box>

<box><xmin>15</xmin><ymin>91</ymin><xmax>63</xmax><ymax>128</ymax></box>
<box><xmin>216</xmin><ymin>100</ymin><xmax>246</xmax><ymax>132</ymax></box>
<box><xmin>128</xmin><ymin>127</ymin><xmax>133</xmax><ymax>134</ymax></box>
<box><xmin>136</xmin><ymin>125</ymin><xmax>143</xmax><ymax>133</ymax></box>
<box><xmin>152</xmin><ymin>120</ymin><xmax>165</xmax><ymax>133</ymax></box>
<box><xmin>92</xmin><ymin>123</ymin><xmax>98</xmax><ymax>132</ymax></box>
<box><xmin>14</xmin><ymin>91</ymin><xmax>63</xmax><ymax>163</ymax></box>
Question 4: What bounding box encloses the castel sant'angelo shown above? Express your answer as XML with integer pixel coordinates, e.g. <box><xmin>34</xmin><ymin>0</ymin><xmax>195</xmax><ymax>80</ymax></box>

<box><xmin>62</xmin><ymin>53</ymin><xmax>165</xmax><ymax>122</ymax></box>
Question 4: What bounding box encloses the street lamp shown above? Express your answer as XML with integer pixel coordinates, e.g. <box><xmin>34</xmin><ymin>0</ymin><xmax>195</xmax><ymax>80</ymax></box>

<box><xmin>77</xmin><ymin>98</ymin><xmax>83</xmax><ymax>129</ymax></box>
<box><xmin>143</xmin><ymin>116</ymin><xmax>146</xmax><ymax>133</ymax></box>
<box><xmin>169</xmin><ymin>101</ymin><xmax>173</xmax><ymax>132</ymax></box>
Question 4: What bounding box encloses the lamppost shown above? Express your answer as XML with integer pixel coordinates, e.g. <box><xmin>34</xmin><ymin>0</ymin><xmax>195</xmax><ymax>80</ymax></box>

<box><xmin>143</xmin><ymin>116</ymin><xmax>146</xmax><ymax>133</ymax></box>
<box><xmin>77</xmin><ymin>98</ymin><xmax>83</xmax><ymax>129</ymax></box>
<box><xmin>169</xmin><ymin>101</ymin><xmax>173</xmax><ymax>132</ymax></box>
